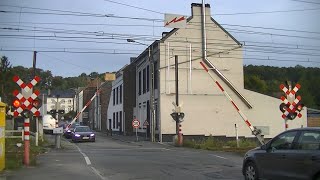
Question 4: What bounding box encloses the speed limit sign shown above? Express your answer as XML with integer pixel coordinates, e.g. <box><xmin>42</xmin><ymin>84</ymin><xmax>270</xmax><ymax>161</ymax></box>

<box><xmin>132</xmin><ymin>119</ymin><xmax>140</xmax><ymax>128</ymax></box>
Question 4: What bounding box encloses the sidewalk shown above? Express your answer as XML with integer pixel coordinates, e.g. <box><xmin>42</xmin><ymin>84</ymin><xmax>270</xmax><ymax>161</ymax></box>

<box><xmin>0</xmin><ymin>135</ymin><xmax>100</xmax><ymax>180</ymax></box>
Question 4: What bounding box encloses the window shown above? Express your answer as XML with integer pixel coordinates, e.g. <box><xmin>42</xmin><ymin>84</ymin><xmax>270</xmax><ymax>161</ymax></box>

<box><xmin>270</xmin><ymin>131</ymin><xmax>298</xmax><ymax>150</ymax></box>
<box><xmin>120</xmin><ymin>85</ymin><xmax>122</xmax><ymax>104</ymax></box>
<box><xmin>147</xmin><ymin>65</ymin><xmax>150</xmax><ymax>92</ymax></box>
<box><xmin>116</xmin><ymin>87</ymin><xmax>119</xmax><ymax>104</ymax></box>
<box><xmin>113</xmin><ymin>113</ymin><xmax>115</xmax><ymax>129</ymax></box>
<box><xmin>116</xmin><ymin>112</ymin><xmax>119</xmax><ymax>129</ymax></box>
<box><xmin>113</xmin><ymin>89</ymin><xmax>115</xmax><ymax>105</ymax></box>
<box><xmin>154</xmin><ymin>61</ymin><xmax>158</xmax><ymax>89</ymax></box>
<box><xmin>138</xmin><ymin>71</ymin><xmax>141</xmax><ymax>95</ymax></box>
<box><xmin>143</xmin><ymin>68</ymin><xmax>146</xmax><ymax>94</ymax></box>
<box><xmin>68</xmin><ymin>99</ymin><xmax>72</xmax><ymax>104</ymax></box>
<box><xmin>296</xmin><ymin>131</ymin><xmax>320</xmax><ymax>150</ymax></box>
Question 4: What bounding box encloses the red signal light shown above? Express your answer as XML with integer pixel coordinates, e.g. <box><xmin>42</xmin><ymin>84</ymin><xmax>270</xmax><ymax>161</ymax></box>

<box><xmin>12</xmin><ymin>99</ymin><xmax>21</xmax><ymax>108</ymax></box>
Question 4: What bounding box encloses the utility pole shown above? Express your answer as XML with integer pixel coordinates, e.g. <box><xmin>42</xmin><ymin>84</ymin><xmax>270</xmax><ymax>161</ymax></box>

<box><xmin>33</xmin><ymin>51</ymin><xmax>39</xmax><ymax>146</ymax></box>
<box><xmin>150</xmin><ymin>46</ymin><xmax>156</xmax><ymax>142</ymax></box>
<box><xmin>175</xmin><ymin>55</ymin><xmax>179</xmax><ymax>135</ymax></box>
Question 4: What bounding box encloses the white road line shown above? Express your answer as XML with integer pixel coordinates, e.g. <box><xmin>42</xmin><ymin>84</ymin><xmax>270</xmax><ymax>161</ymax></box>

<box><xmin>91</xmin><ymin>167</ymin><xmax>107</xmax><ymax>180</ymax></box>
<box><xmin>210</xmin><ymin>154</ymin><xmax>228</xmax><ymax>159</ymax></box>
<box><xmin>75</xmin><ymin>144</ymin><xmax>107</xmax><ymax>180</ymax></box>
<box><xmin>84</xmin><ymin>156</ymin><xmax>91</xmax><ymax>165</ymax></box>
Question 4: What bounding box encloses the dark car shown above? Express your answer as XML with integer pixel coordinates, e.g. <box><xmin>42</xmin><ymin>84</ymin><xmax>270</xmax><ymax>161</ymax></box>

<box><xmin>242</xmin><ymin>127</ymin><xmax>320</xmax><ymax>180</ymax></box>
<box><xmin>71</xmin><ymin>126</ymin><xmax>95</xmax><ymax>142</ymax></box>
<box><xmin>63</xmin><ymin>122</ymin><xmax>81</xmax><ymax>139</ymax></box>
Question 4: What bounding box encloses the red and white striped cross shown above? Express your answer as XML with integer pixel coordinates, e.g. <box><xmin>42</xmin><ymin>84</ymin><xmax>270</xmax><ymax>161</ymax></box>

<box><xmin>280</xmin><ymin>95</ymin><xmax>302</xmax><ymax>119</ymax></box>
<box><xmin>12</xmin><ymin>76</ymin><xmax>41</xmax><ymax>117</ymax></box>
<box><xmin>279</xmin><ymin>83</ymin><xmax>301</xmax><ymax>98</ymax></box>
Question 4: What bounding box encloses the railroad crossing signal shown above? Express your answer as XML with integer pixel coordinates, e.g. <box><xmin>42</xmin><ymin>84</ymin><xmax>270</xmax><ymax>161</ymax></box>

<box><xmin>279</xmin><ymin>82</ymin><xmax>304</xmax><ymax>120</ymax></box>
<box><xmin>12</xmin><ymin>76</ymin><xmax>41</xmax><ymax>117</ymax></box>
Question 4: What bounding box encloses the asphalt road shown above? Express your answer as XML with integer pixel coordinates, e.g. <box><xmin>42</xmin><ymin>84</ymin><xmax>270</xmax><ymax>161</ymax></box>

<box><xmin>4</xmin><ymin>133</ymin><xmax>245</xmax><ymax>180</ymax></box>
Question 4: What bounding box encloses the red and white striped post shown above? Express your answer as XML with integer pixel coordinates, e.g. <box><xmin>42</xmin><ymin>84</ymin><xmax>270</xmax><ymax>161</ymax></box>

<box><xmin>24</xmin><ymin>117</ymin><xmax>30</xmax><ymax>166</ymax></box>
<box><xmin>200</xmin><ymin>61</ymin><xmax>265</xmax><ymax>145</ymax></box>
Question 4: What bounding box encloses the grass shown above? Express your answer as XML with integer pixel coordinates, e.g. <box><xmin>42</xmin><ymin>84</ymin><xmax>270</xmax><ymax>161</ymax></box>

<box><xmin>183</xmin><ymin>136</ymin><xmax>258</xmax><ymax>155</ymax></box>
<box><xmin>5</xmin><ymin>137</ymin><xmax>49</xmax><ymax>170</ymax></box>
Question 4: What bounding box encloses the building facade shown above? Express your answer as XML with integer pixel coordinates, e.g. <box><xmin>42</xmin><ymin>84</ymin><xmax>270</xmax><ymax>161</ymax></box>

<box><xmin>128</xmin><ymin>3</ymin><xmax>307</xmax><ymax>142</ymax></box>
<box><xmin>107</xmin><ymin>68</ymin><xmax>125</xmax><ymax>134</ymax></box>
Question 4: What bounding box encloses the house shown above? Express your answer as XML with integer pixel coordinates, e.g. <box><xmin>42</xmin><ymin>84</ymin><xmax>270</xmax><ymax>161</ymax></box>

<box><xmin>127</xmin><ymin>3</ymin><xmax>306</xmax><ymax>142</ymax></box>
<box><xmin>107</xmin><ymin>67</ymin><xmax>126</xmax><ymax>134</ymax></box>
<box><xmin>45</xmin><ymin>90</ymin><xmax>75</xmax><ymax>115</ymax></box>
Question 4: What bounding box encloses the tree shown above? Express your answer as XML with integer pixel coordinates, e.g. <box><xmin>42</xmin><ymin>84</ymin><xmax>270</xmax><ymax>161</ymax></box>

<box><xmin>0</xmin><ymin>56</ymin><xmax>12</xmax><ymax>102</ymax></box>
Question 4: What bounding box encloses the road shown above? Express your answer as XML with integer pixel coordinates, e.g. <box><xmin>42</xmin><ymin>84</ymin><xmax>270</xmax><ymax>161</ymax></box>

<box><xmin>5</xmin><ymin>133</ymin><xmax>244</xmax><ymax>180</ymax></box>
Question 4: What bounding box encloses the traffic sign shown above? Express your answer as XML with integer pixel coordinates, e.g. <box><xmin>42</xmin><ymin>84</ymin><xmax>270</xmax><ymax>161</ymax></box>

<box><xmin>143</xmin><ymin>120</ymin><xmax>149</xmax><ymax>127</ymax></box>
<box><xmin>132</xmin><ymin>119</ymin><xmax>140</xmax><ymax>128</ymax></box>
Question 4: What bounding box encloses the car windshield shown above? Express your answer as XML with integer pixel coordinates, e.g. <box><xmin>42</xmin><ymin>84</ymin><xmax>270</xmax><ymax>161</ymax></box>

<box><xmin>75</xmin><ymin>127</ymin><xmax>91</xmax><ymax>132</ymax></box>
<box><xmin>71</xmin><ymin>123</ymin><xmax>80</xmax><ymax>128</ymax></box>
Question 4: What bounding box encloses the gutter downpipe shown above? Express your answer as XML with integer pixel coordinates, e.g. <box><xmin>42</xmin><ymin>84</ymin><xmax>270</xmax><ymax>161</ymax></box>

<box><xmin>201</xmin><ymin>1</ymin><xmax>253</xmax><ymax>109</ymax></box>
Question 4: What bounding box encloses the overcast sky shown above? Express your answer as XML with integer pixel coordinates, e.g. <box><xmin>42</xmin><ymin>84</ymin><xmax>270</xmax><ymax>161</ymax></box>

<box><xmin>0</xmin><ymin>0</ymin><xmax>319</xmax><ymax>77</ymax></box>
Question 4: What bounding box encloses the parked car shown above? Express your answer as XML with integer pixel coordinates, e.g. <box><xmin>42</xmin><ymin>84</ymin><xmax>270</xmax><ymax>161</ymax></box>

<box><xmin>242</xmin><ymin>127</ymin><xmax>320</xmax><ymax>180</ymax></box>
<box><xmin>71</xmin><ymin>126</ymin><xmax>95</xmax><ymax>143</ymax></box>
<box><xmin>63</xmin><ymin>122</ymin><xmax>80</xmax><ymax>139</ymax></box>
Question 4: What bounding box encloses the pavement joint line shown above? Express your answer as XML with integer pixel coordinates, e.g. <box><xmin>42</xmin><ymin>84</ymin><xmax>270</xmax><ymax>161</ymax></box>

<box><xmin>210</xmin><ymin>154</ymin><xmax>228</xmax><ymax>160</ymax></box>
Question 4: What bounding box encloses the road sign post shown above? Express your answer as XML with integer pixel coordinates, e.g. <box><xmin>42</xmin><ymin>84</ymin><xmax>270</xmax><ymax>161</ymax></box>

<box><xmin>132</xmin><ymin>119</ymin><xmax>140</xmax><ymax>142</ymax></box>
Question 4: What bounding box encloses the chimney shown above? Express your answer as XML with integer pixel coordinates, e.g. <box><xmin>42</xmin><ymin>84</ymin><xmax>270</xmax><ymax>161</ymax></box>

<box><xmin>191</xmin><ymin>3</ymin><xmax>211</xmax><ymax>20</ymax></box>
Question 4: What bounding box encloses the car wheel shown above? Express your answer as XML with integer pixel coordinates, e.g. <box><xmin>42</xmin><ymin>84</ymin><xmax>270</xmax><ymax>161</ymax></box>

<box><xmin>244</xmin><ymin>162</ymin><xmax>259</xmax><ymax>180</ymax></box>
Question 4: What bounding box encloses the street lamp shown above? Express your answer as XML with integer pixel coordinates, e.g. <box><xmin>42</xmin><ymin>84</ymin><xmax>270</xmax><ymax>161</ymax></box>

<box><xmin>127</xmin><ymin>39</ymin><xmax>156</xmax><ymax>142</ymax></box>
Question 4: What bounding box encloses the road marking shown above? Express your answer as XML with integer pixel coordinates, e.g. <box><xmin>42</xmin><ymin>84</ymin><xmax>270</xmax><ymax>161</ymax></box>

<box><xmin>75</xmin><ymin>145</ymin><xmax>91</xmax><ymax>165</ymax></box>
<box><xmin>84</xmin><ymin>156</ymin><xmax>91</xmax><ymax>165</ymax></box>
<box><xmin>210</xmin><ymin>154</ymin><xmax>228</xmax><ymax>159</ymax></box>
<box><xmin>91</xmin><ymin>166</ymin><xmax>106</xmax><ymax>180</ymax></box>
<box><xmin>75</xmin><ymin>144</ymin><xmax>107</xmax><ymax>180</ymax></box>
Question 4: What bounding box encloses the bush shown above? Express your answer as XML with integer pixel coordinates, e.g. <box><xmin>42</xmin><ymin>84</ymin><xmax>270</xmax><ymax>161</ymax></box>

<box><xmin>182</xmin><ymin>136</ymin><xmax>258</xmax><ymax>153</ymax></box>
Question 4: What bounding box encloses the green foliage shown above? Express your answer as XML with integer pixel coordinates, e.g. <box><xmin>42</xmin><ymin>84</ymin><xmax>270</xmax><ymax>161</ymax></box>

<box><xmin>244</xmin><ymin>65</ymin><xmax>320</xmax><ymax>109</ymax></box>
<box><xmin>0</xmin><ymin>55</ymin><xmax>104</xmax><ymax>105</ymax></box>
<box><xmin>183</xmin><ymin>136</ymin><xmax>257</xmax><ymax>154</ymax></box>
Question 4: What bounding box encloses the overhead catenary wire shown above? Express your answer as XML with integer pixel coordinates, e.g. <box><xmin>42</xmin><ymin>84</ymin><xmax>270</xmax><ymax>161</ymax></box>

<box><xmin>104</xmin><ymin>0</ymin><xmax>163</xmax><ymax>14</ymax></box>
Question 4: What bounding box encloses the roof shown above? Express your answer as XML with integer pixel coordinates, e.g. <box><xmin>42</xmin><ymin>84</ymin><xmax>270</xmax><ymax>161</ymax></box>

<box><xmin>161</xmin><ymin>3</ymin><xmax>241</xmax><ymax>46</ymax></box>
<box><xmin>42</xmin><ymin>90</ymin><xmax>76</xmax><ymax>98</ymax></box>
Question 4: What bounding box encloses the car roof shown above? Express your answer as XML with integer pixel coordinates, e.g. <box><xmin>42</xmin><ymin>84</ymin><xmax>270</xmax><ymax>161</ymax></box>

<box><xmin>287</xmin><ymin>127</ymin><xmax>320</xmax><ymax>132</ymax></box>
<box><xmin>75</xmin><ymin>126</ymin><xmax>90</xmax><ymax>128</ymax></box>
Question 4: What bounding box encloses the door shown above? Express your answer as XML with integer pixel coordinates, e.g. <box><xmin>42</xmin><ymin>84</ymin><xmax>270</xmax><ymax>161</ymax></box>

<box><xmin>287</xmin><ymin>130</ymin><xmax>320</xmax><ymax>179</ymax></box>
<box><xmin>256</xmin><ymin>130</ymin><xmax>298</xmax><ymax>179</ymax></box>
<box><xmin>108</xmin><ymin>119</ymin><xmax>111</xmax><ymax>130</ymax></box>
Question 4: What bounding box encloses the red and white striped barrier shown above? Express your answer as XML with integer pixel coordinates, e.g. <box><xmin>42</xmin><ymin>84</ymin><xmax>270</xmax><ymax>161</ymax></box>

<box><xmin>200</xmin><ymin>61</ymin><xmax>264</xmax><ymax>144</ymax></box>
<box><xmin>66</xmin><ymin>90</ymin><xmax>101</xmax><ymax>129</ymax></box>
